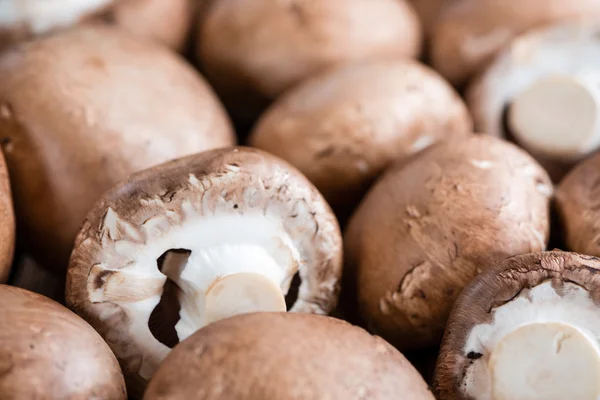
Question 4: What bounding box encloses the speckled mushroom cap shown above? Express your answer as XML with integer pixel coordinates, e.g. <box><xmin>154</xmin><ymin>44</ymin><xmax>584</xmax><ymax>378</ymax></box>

<box><xmin>434</xmin><ymin>251</ymin><xmax>600</xmax><ymax>400</ymax></box>
<box><xmin>144</xmin><ymin>312</ymin><xmax>435</xmax><ymax>400</ymax></box>
<box><xmin>0</xmin><ymin>284</ymin><xmax>126</xmax><ymax>399</ymax></box>
<box><xmin>556</xmin><ymin>153</ymin><xmax>600</xmax><ymax>257</ymax></box>
<box><xmin>197</xmin><ymin>0</ymin><xmax>422</xmax><ymax>125</ymax></box>
<box><xmin>66</xmin><ymin>147</ymin><xmax>343</xmax><ymax>396</ymax></box>
<box><xmin>344</xmin><ymin>135</ymin><xmax>552</xmax><ymax>351</ymax></box>
<box><xmin>249</xmin><ymin>59</ymin><xmax>472</xmax><ymax>216</ymax></box>
<box><xmin>431</xmin><ymin>0</ymin><xmax>600</xmax><ymax>87</ymax></box>
<box><xmin>0</xmin><ymin>0</ymin><xmax>194</xmax><ymax>52</ymax></box>
<box><xmin>0</xmin><ymin>24</ymin><xmax>235</xmax><ymax>272</ymax></box>
<box><xmin>0</xmin><ymin>151</ymin><xmax>14</xmax><ymax>283</ymax></box>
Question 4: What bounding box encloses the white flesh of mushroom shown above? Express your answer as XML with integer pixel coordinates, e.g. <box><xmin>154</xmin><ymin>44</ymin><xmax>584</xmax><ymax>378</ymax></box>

<box><xmin>0</xmin><ymin>0</ymin><xmax>112</xmax><ymax>34</ymax></box>
<box><xmin>462</xmin><ymin>281</ymin><xmax>600</xmax><ymax>400</ymax></box>
<box><xmin>508</xmin><ymin>74</ymin><xmax>600</xmax><ymax>161</ymax></box>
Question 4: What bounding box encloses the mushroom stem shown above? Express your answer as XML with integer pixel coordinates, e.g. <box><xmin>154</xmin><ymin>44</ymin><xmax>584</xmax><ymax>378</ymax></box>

<box><xmin>489</xmin><ymin>322</ymin><xmax>600</xmax><ymax>400</ymax></box>
<box><xmin>508</xmin><ymin>74</ymin><xmax>600</xmax><ymax>161</ymax></box>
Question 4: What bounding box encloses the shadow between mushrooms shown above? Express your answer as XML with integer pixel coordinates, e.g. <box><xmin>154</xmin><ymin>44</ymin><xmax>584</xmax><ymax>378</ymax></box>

<box><xmin>66</xmin><ymin>147</ymin><xmax>343</xmax><ymax>397</ymax></box>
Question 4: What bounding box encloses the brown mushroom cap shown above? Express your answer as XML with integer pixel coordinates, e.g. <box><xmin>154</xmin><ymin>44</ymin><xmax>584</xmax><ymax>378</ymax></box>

<box><xmin>0</xmin><ymin>150</ymin><xmax>14</xmax><ymax>283</ymax></box>
<box><xmin>67</xmin><ymin>146</ymin><xmax>343</xmax><ymax>396</ymax></box>
<box><xmin>344</xmin><ymin>135</ymin><xmax>552</xmax><ymax>351</ymax></box>
<box><xmin>144</xmin><ymin>312</ymin><xmax>434</xmax><ymax>400</ymax></box>
<box><xmin>431</xmin><ymin>0</ymin><xmax>600</xmax><ymax>87</ymax></box>
<box><xmin>407</xmin><ymin>0</ymin><xmax>447</xmax><ymax>35</ymax></box>
<box><xmin>0</xmin><ymin>25</ymin><xmax>235</xmax><ymax>272</ymax></box>
<box><xmin>0</xmin><ymin>284</ymin><xmax>126</xmax><ymax>399</ymax></box>
<box><xmin>197</xmin><ymin>0</ymin><xmax>422</xmax><ymax>125</ymax></box>
<box><xmin>249</xmin><ymin>59</ymin><xmax>472</xmax><ymax>216</ymax></box>
<box><xmin>433</xmin><ymin>251</ymin><xmax>600</xmax><ymax>400</ymax></box>
<box><xmin>556</xmin><ymin>152</ymin><xmax>600</xmax><ymax>256</ymax></box>
<box><xmin>0</xmin><ymin>0</ymin><xmax>193</xmax><ymax>52</ymax></box>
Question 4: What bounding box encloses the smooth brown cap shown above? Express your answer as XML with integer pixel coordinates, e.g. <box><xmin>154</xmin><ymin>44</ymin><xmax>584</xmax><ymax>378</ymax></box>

<box><xmin>0</xmin><ymin>284</ymin><xmax>126</xmax><ymax>399</ymax></box>
<box><xmin>0</xmin><ymin>24</ymin><xmax>234</xmax><ymax>272</ymax></box>
<box><xmin>0</xmin><ymin>150</ymin><xmax>14</xmax><ymax>283</ymax></box>
<box><xmin>433</xmin><ymin>251</ymin><xmax>600</xmax><ymax>400</ymax></box>
<box><xmin>144</xmin><ymin>312</ymin><xmax>435</xmax><ymax>400</ymax></box>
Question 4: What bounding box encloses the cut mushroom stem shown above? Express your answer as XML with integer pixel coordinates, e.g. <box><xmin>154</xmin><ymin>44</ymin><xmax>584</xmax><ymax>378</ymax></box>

<box><xmin>508</xmin><ymin>74</ymin><xmax>600</xmax><ymax>161</ymax></box>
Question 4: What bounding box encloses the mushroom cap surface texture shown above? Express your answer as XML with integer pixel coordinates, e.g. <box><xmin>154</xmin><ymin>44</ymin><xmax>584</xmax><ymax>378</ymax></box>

<box><xmin>431</xmin><ymin>0</ymin><xmax>600</xmax><ymax>87</ymax></box>
<box><xmin>433</xmin><ymin>251</ymin><xmax>600</xmax><ymax>400</ymax></box>
<box><xmin>0</xmin><ymin>150</ymin><xmax>14</xmax><ymax>283</ymax></box>
<box><xmin>197</xmin><ymin>0</ymin><xmax>422</xmax><ymax>125</ymax></box>
<box><xmin>249</xmin><ymin>59</ymin><xmax>472</xmax><ymax>216</ymax></box>
<box><xmin>344</xmin><ymin>135</ymin><xmax>552</xmax><ymax>351</ymax></box>
<box><xmin>0</xmin><ymin>284</ymin><xmax>126</xmax><ymax>399</ymax></box>
<box><xmin>0</xmin><ymin>0</ymin><xmax>194</xmax><ymax>52</ymax></box>
<box><xmin>0</xmin><ymin>25</ymin><xmax>235</xmax><ymax>272</ymax></box>
<box><xmin>144</xmin><ymin>312</ymin><xmax>435</xmax><ymax>400</ymax></box>
<box><xmin>67</xmin><ymin>146</ymin><xmax>343</xmax><ymax>396</ymax></box>
<box><xmin>556</xmin><ymin>152</ymin><xmax>600</xmax><ymax>257</ymax></box>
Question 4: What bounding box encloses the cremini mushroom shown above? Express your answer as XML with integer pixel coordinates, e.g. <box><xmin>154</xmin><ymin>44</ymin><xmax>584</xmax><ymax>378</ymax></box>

<box><xmin>344</xmin><ymin>135</ymin><xmax>552</xmax><ymax>351</ymax></box>
<box><xmin>433</xmin><ymin>251</ymin><xmax>600</xmax><ymax>400</ymax></box>
<box><xmin>197</xmin><ymin>0</ymin><xmax>422</xmax><ymax>126</ymax></box>
<box><xmin>66</xmin><ymin>146</ymin><xmax>343</xmax><ymax>397</ymax></box>
<box><xmin>0</xmin><ymin>284</ymin><xmax>126</xmax><ymax>399</ymax></box>
<box><xmin>0</xmin><ymin>25</ymin><xmax>235</xmax><ymax>272</ymax></box>
<box><xmin>0</xmin><ymin>0</ymin><xmax>194</xmax><ymax>52</ymax></box>
<box><xmin>249</xmin><ymin>59</ymin><xmax>472</xmax><ymax>217</ymax></box>
<box><xmin>431</xmin><ymin>0</ymin><xmax>600</xmax><ymax>87</ymax></box>
<box><xmin>408</xmin><ymin>0</ymin><xmax>447</xmax><ymax>36</ymax></box>
<box><xmin>556</xmin><ymin>152</ymin><xmax>600</xmax><ymax>257</ymax></box>
<box><xmin>144</xmin><ymin>312</ymin><xmax>434</xmax><ymax>400</ymax></box>
<box><xmin>468</xmin><ymin>22</ymin><xmax>600</xmax><ymax>181</ymax></box>
<box><xmin>0</xmin><ymin>150</ymin><xmax>14</xmax><ymax>283</ymax></box>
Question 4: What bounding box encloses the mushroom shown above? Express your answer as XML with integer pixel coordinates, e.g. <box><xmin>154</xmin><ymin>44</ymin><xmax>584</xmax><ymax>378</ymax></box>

<box><xmin>144</xmin><ymin>312</ymin><xmax>434</xmax><ymax>400</ymax></box>
<box><xmin>0</xmin><ymin>25</ymin><xmax>235</xmax><ymax>272</ymax></box>
<box><xmin>0</xmin><ymin>150</ymin><xmax>14</xmax><ymax>283</ymax></box>
<box><xmin>66</xmin><ymin>146</ymin><xmax>343</xmax><ymax>397</ymax></box>
<box><xmin>344</xmin><ymin>135</ymin><xmax>552</xmax><ymax>351</ymax></box>
<box><xmin>197</xmin><ymin>0</ymin><xmax>422</xmax><ymax>126</ymax></box>
<box><xmin>249</xmin><ymin>59</ymin><xmax>472</xmax><ymax>218</ymax></box>
<box><xmin>555</xmin><ymin>152</ymin><xmax>600</xmax><ymax>257</ymax></box>
<box><xmin>0</xmin><ymin>0</ymin><xmax>194</xmax><ymax>52</ymax></box>
<box><xmin>430</xmin><ymin>0</ymin><xmax>600</xmax><ymax>87</ymax></box>
<box><xmin>433</xmin><ymin>251</ymin><xmax>600</xmax><ymax>400</ymax></box>
<box><xmin>407</xmin><ymin>0</ymin><xmax>448</xmax><ymax>37</ymax></box>
<box><xmin>468</xmin><ymin>22</ymin><xmax>600</xmax><ymax>181</ymax></box>
<box><xmin>0</xmin><ymin>284</ymin><xmax>126</xmax><ymax>399</ymax></box>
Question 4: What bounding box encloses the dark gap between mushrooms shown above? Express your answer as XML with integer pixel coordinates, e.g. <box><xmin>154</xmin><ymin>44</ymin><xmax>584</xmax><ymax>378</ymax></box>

<box><xmin>285</xmin><ymin>272</ymin><xmax>302</xmax><ymax>310</ymax></box>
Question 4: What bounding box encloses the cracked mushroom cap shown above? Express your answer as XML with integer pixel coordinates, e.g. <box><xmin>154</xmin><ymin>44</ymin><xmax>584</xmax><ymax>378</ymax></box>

<box><xmin>556</xmin><ymin>152</ymin><xmax>600</xmax><ymax>257</ymax></box>
<box><xmin>344</xmin><ymin>135</ymin><xmax>552</xmax><ymax>351</ymax></box>
<box><xmin>0</xmin><ymin>0</ymin><xmax>194</xmax><ymax>52</ymax></box>
<box><xmin>0</xmin><ymin>24</ymin><xmax>235</xmax><ymax>272</ymax></box>
<box><xmin>144</xmin><ymin>312</ymin><xmax>435</xmax><ymax>400</ymax></box>
<box><xmin>197</xmin><ymin>0</ymin><xmax>422</xmax><ymax>126</ymax></box>
<box><xmin>468</xmin><ymin>22</ymin><xmax>600</xmax><ymax>181</ymax></box>
<box><xmin>430</xmin><ymin>0</ymin><xmax>600</xmax><ymax>87</ymax></box>
<box><xmin>0</xmin><ymin>284</ymin><xmax>126</xmax><ymax>399</ymax></box>
<box><xmin>0</xmin><ymin>150</ymin><xmax>14</xmax><ymax>283</ymax></box>
<box><xmin>249</xmin><ymin>59</ymin><xmax>472</xmax><ymax>217</ymax></box>
<box><xmin>433</xmin><ymin>251</ymin><xmax>600</xmax><ymax>400</ymax></box>
<box><xmin>66</xmin><ymin>146</ymin><xmax>343</xmax><ymax>397</ymax></box>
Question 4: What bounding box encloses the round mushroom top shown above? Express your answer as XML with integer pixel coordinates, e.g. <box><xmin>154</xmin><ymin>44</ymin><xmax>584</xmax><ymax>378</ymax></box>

<box><xmin>249</xmin><ymin>59</ymin><xmax>472</xmax><ymax>214</ymax></box>
<box><xmin>344</xmin><ymin>135</ymin><xmax>552</xmax><ymax>350</ymax></box>
<box><xmin>144</xmin><ymin>312</ymin><xmax>435</xmax><ymax>400</ymax></box>
<box><xmin>0</xmin><ymin>24</ymin><xmax>235</xmax><ymax>271</ymax></box>
<box><xmin>0</xmin><ymin>150</ymin><xmax>14</xmax><ymax>283</ymax></box>
<box><xmin>0</xmin><ymin>284</ymin><xmax>126</xmax><ymax>399</ymax></box>
<box><xmin>431</xmin><ymin>0</ymin><xmax>600</xmax><ymax>86</ymax></box>
<box><xmin>67</xmin><ymin>147</ymin><xmax>343</xmax><ymax>394</ymax></box>
<box><xmin>433</xmin><ymin>251</ymin><xmax>600</xmax><ymax>400</ymax></box>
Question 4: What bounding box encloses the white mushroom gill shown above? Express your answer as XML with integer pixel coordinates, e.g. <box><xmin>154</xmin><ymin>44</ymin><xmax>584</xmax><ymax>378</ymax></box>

<box><xmin>462</xmin><ymin>281</ymin><xmax>600</xmax><ymax>400</ymax></box>
<box><xmin>0</xmin><ymin>0</ymin><xmax>112</xmax><ymax>34</ymax></box>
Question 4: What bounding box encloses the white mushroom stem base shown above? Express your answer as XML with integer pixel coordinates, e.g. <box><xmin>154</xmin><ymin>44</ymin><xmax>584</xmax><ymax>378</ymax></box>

<box><xmin>489</xmin><ymin>322</ymin><xmax>600</xmax><ymax>400</ymax></box>
<box><xmin>462</xmin><ymin>281</ymin><xmax>600</xmax><ymax>400</ymax></box>
<box><xmin>508</xmin><ymin>74</ymin><xmax>600</xmax><ymax>161</ymax></box>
